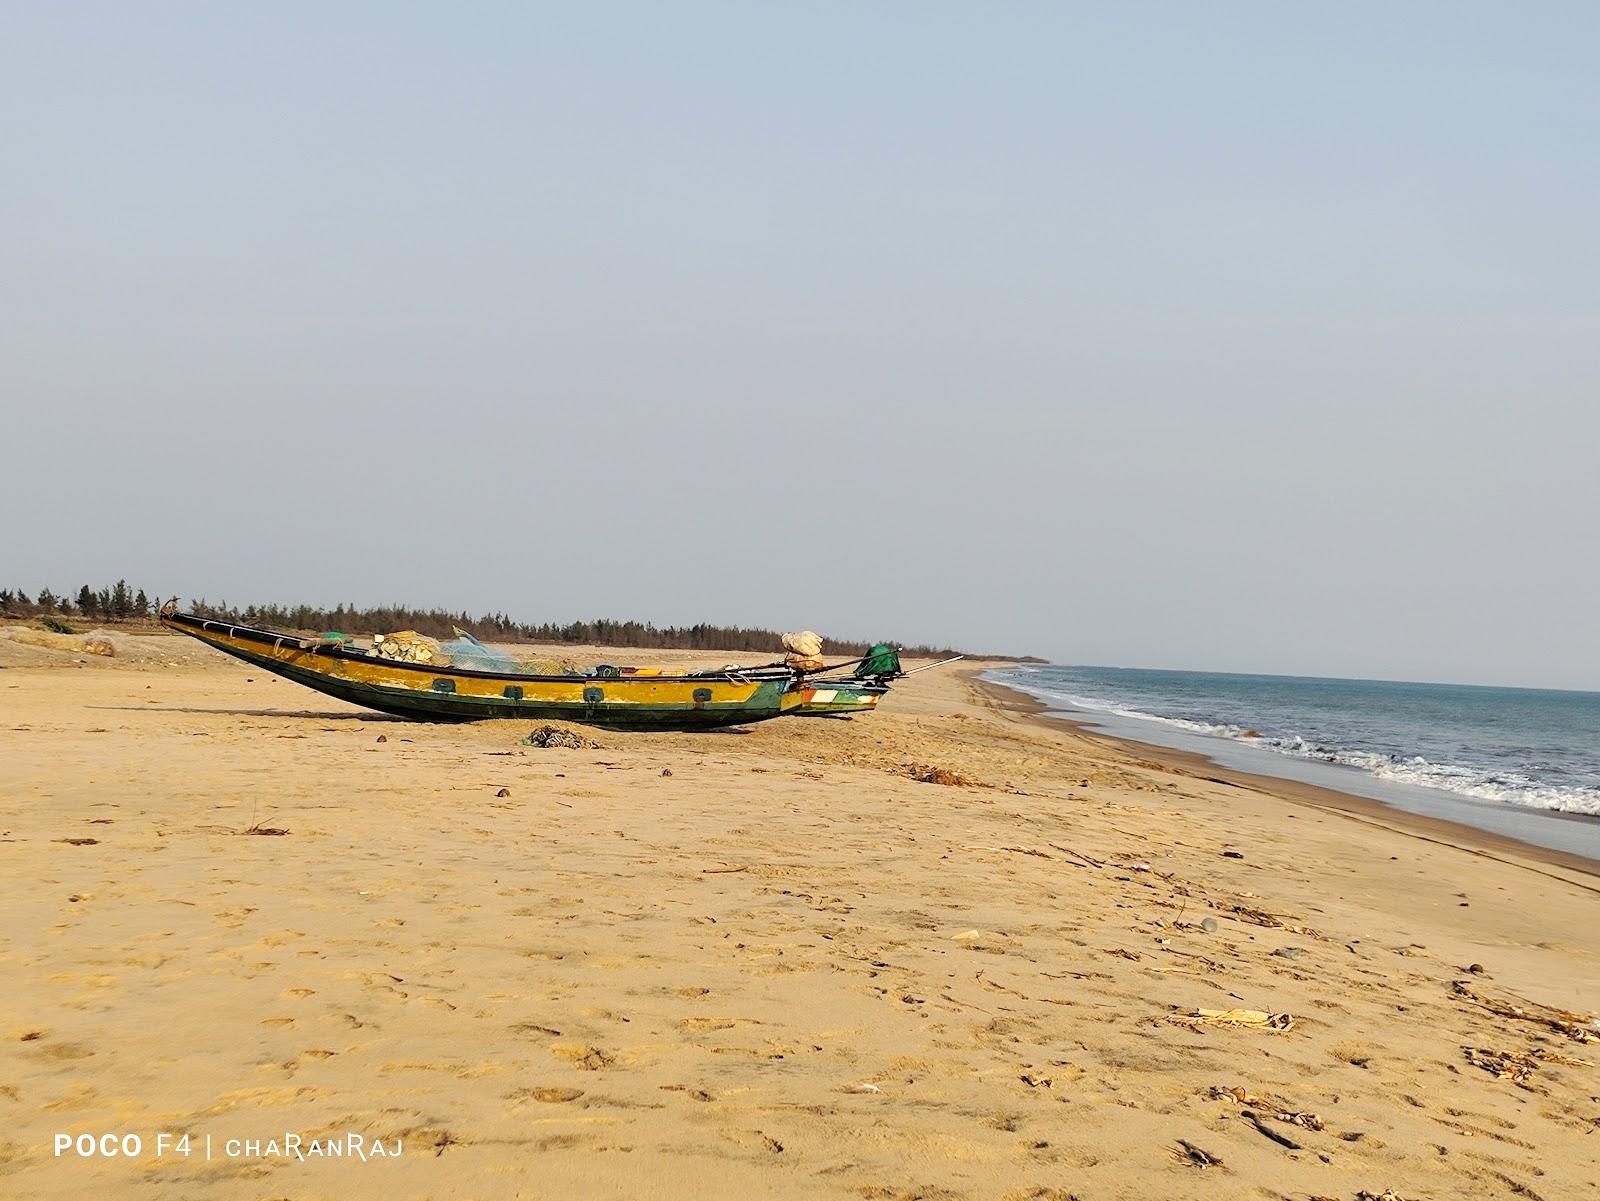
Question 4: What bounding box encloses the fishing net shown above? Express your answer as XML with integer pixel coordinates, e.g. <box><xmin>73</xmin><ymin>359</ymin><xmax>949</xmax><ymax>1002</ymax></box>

<box><xmin>438</xmin><ymin>636</ymin><xmax>523</xmax><ymax>673</ymax></box>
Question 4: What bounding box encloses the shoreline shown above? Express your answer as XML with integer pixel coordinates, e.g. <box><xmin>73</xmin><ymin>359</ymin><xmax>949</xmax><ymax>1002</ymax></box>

<box><xmin>969</xmin><ymin>671</ymin><xmax>1600</xmax><ymax>884</ymax></box>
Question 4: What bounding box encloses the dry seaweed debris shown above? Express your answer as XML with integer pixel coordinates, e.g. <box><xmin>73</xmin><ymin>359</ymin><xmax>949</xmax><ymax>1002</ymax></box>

<box><xmin>521</xmin><ymin>725</ymin><xmax>597</xmax><ymax>749</ymax></box>
<box><xmin>1463</xmin><ymin>1043</ymin><xmax>1594</xmax><ymax>1090</ymax></box>
<box><xmin>1174</xmin><ymin>1139</ymin><xmax>1224</xmax><ymax>1168</ymax></box>
<box><xmin>1463</xmin><ymin>1046</ymin><xmax>1538</xmax><ymax>1087</ymax></box>
<box><xmin>1240</xmin><ymin>1109</ymin><xmax>1301</xmax><ymax>1149</ymax></box>
<box><xmin>1226</xmin><ymin>903</ymin><xmax>1322</xmax><ymax>938</ymax></box>
<box><xmin>1450</xmin><ymin>979</ymin><xmax>1597</xmax><ymax>1043</ymax></box>
<box><xmin>1532</xmin><ymin>1046</ymin><xmax>1593</xmax><ymax>1067</ymax></box>
<box><xmin>905</xmin><ymin>763</ymin><xmax>974</xmax><ymax>787</ymax></box>
<box><xmin>1206</xmin><ymin>1085</ymin><xmax>1324</xmax><ymax>1131</ymax></box>
<box><xmin>1177</xmin><ymin>1008</ymin><xmax>1294</xmax><ymax>1031</ymax></box>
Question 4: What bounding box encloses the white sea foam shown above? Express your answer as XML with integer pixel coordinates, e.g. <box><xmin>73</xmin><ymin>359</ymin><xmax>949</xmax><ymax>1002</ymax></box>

<box><xmin>996</xmin><ymin>677</ymin><xmax>1600</xmax><ymax>817</ymax></box>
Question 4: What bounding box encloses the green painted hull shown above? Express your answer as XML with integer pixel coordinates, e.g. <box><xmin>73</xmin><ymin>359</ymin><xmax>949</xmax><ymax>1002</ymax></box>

<box><xmin>791</xmin><ymin>680</ymin><xmax>889</xmax><ymax>716</ymax></box>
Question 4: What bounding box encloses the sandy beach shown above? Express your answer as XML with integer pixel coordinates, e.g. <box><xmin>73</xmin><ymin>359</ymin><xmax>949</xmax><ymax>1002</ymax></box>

<box><xmin>3</xmin><ymin>632</ymin><xmax>1597</xmax><ymax>1200</ymax></box>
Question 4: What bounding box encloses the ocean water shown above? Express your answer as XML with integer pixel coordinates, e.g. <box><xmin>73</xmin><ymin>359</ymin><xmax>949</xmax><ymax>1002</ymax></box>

<box><xmin>985</xmin><ymin>665</ymin><xmax>1600</xmax><ymax>857</ymax></box>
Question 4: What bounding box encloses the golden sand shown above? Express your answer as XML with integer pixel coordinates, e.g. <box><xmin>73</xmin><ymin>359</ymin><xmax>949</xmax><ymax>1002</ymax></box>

<box><xmin>2</xmin><ymin>633</ymin><xmax>1596</xmax><ymax>1198</ymax></box>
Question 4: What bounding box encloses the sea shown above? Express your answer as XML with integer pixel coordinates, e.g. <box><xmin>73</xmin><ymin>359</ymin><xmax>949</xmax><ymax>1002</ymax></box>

<box><xmin>983</xmin><ymin>665</ymin><xmax>1600</xmax><ymax>861</ymax></box>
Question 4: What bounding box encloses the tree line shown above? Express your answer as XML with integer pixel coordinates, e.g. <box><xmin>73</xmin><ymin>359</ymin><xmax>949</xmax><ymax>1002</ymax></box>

<box><xmin>2</xmin><ymin>586</ymin><xmax>1031</xmax><ymax>659</ymax></box>
<box><xmin>2</xmin><ymin>581</ymin><xmax>151</xmax><ymax>622</ymax></box>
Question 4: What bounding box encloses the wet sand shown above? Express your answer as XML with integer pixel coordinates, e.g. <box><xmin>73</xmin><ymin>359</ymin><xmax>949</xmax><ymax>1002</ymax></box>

<box><xmin>2</xmin><ymin>633</ymin><xmax>1597</xmax><ymax>1199</ymax></box>
<box><xmin>973</xmin><ymin>676</ymin><xmax>1600</xmax><ymax>885</ymax></box>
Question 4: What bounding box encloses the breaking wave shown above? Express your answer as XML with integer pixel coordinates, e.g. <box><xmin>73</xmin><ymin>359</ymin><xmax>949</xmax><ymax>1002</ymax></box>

<box><xmin>993</xmin><ymin>669</ymin><xmax>1600</xmax><ymax>818</ymax></box>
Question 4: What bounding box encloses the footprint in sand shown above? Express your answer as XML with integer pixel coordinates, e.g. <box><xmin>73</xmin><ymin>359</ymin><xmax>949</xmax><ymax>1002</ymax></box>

<box><xmin>550</xmin><ymin>1042</ymin><xmax>613</xmax><ymax>1070</ymax></box>
<box><xmin>509</xmin><ymin>1086</ymin><xmax>584</xmax><ymax>1103</ymax></box>
<box><xmin>37</xmin><ymin>1042</ymin><xmax>95</xmax><ymax>1061</ymax></box>
<box><xmin>676</xmin><ymin>1017</ymin><xmax>741</xmax><ymax>1033</ymax></box>
<box><xmin>660</xmin><ymin>1084</ymin><xmax>714</xmax><ymax>1102</ymax></box>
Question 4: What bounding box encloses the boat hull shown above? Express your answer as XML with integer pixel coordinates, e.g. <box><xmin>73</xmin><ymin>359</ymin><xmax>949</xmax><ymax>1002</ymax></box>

<box><xmin>162</xmin><ymin>613</ymin><xmax>797</xmax><ymax>729</ymax></box>
<box><xmin>790</xmin><ymin>680</ymin><xmax>888</xmax><ymax>717</ymax></box>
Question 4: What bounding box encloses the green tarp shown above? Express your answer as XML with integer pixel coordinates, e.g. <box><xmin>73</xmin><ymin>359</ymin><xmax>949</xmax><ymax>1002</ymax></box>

<box><xmin>855</xmin><ymin>643</ymin><xmax>901</xmax><ymax>678</ymax></box>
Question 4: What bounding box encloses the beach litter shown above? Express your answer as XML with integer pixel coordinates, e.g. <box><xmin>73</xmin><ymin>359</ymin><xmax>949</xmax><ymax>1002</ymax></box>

<box><xmin>1179</xmin><ymin>1008</ymin><xmax>1294</xmax><ymax>1031</ymax></box>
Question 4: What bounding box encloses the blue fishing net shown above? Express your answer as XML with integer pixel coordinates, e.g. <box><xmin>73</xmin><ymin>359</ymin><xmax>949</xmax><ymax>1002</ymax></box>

<box><xmin>439</xmin><ymin>635</ymin><xmax>523</xmax><ymax>674</ymax></box>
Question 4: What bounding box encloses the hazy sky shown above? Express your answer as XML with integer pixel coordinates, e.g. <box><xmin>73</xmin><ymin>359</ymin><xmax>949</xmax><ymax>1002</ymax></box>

<box><xmin>4</xmin><ymin>4</ymin><xmax>1597</xmax><ymax>688</ymax></box>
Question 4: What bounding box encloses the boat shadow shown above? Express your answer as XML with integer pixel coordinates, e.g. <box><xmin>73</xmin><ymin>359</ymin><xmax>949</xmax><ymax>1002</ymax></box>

<box><xmin>92</xmin><ymin>706</ymin><xmax>759</xmax><ymax>731</ymax></box>
<box><xmin>92</xmin><ymin>705</ymin><xmax>410</xmax><ymax>722</ymax></box>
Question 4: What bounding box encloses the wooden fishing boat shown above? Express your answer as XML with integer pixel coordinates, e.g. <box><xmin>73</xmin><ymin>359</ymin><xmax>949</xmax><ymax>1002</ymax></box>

<box><xmin>159</xmin><ymin>607</ymin><xmax>800</xmax><ymax>729</ymax></box>
<box><xmin>789</xmin><ymin>649</ymin><xmax>964</xmax><ymax>717</ymax></box>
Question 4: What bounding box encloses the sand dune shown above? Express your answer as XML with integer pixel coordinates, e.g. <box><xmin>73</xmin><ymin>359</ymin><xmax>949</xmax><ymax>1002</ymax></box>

<box><xmin>2</xmin><ymin>635</ymin><xmax>1596</xmax><ymax>1198</ymax></box>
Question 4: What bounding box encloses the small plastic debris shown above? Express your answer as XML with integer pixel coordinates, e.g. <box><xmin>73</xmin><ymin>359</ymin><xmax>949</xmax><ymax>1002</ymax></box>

<box><xmin>1221</xmin><ymin>850</ymin><xmax>1245</xmax><ymax>859</ymax></box>
<box><xmin>496</xmin><ymin>788</ymin><xmax>511</xmax><ymax>798</ymax></box>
